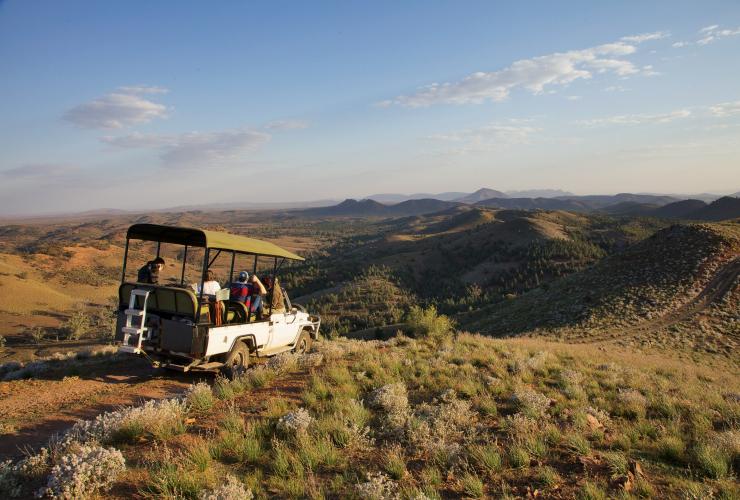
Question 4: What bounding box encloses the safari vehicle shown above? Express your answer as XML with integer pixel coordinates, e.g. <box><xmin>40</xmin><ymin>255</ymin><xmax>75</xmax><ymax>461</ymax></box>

<box><xmin>115</xmin><ymin>224</ymin><xmax>320</xmax><ymax>377</ymax></box>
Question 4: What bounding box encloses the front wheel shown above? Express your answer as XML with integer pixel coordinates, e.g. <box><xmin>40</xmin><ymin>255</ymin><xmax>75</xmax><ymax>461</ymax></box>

<box><xmin>222</xmin><ymin>341</ymin><xmax>250</xmax><ymax>380</ymax></box>
<box><xmin>293</xmin><ymin>330</ymin><xmax>312</xmax><ymax>354</ymax></box>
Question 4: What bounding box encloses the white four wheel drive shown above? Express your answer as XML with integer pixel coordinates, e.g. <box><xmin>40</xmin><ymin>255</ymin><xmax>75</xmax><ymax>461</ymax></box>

<box><xmin>115</xmin><ymin>224</ymin><xmax>321</xmax><ymax>378</ymax></box>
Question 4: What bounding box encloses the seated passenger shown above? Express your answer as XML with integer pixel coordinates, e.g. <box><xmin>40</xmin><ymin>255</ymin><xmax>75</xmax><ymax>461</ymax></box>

<box><xmin>193</xmin><ymin>270</ymin><xmax>221</xmax><ymax>297</ymax></box>
<box><xmin>230</xmin><ymin>271</ymin><xmax>267</xmax><ymax>312</ymax></box>
<box><xmin>137</xmin><ymin>257</ymin><xmax>164</xmax><ymax>284</ymax></box>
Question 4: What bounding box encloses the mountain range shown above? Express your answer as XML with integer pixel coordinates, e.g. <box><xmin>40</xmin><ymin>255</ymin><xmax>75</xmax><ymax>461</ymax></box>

<box><xmin>305</xmin><ymin>193</ymin><xmax>740</xmax><ymax>221</ymax></box>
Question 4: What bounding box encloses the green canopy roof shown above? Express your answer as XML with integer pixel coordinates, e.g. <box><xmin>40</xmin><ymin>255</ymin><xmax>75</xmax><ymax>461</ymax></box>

<box><xmin>127</xmin><ymin>224</ymin><xmax>304</xmax><ymax>261</ymax></box>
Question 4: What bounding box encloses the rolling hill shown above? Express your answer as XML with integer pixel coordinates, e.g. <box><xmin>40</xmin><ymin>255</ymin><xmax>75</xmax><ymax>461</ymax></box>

<box><xmin>600</xmin><ymin>197</ymin><xmax>740</xmax><ymax>221</ymax></box>
<box><xmin>301</xmin><ymin>198</ymin><xmax>461</xmax><ymax>217</ymax></box>
<box><xmin>476</xmin><ymin>197</ymin><xmax>595</xmax><ymax>212</ymax></box>
<box><xmin>462</xmin><ymin>221</ymin><xmax>740</xmax><ymax>358</ymax></box>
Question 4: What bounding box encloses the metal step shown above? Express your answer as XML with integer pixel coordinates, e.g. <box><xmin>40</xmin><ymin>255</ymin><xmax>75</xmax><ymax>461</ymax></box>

<box><xmin>192</xmin><ymin>362</ymin><xmax>224</xmax><ymax>371</ymax></box>
<box><xmin>125</xmin><ymin>309</ymin><xmax>144</xmax><ymax>317</ymax></box>
<box><xmin>119</xmin><ymin>345</ymin><xmax>141</xmax><ymax>354</ymax></box>
<box><xmin>122</xmin><ymin>326</ymin><xmax>147</xmax><ymax>335</ymax></box>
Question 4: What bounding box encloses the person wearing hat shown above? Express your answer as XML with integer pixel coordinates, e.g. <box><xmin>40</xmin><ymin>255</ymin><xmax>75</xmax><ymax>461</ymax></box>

<box><xmin>230</xmin><ymin>271</ymin><xmax>266</xmax><ymax>313</ymax></box>
<box><xmin>137</xmin><ymin>257</ymin><xmax>165</xmax><ymax>284</ymax></box>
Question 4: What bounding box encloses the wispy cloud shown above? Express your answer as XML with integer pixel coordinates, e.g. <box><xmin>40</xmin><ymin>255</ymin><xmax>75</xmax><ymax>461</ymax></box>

<box><xmin>673</xmin><ymin>24</ymin><xmax>740</xmax><ymax>48</ymax></box>
<box><xmin>102</xmin><ymin>128</ymin><xmax>271</xmax><ymax>168</ymax></box>
<box><xmin>620</xmin><ymin>31</ymin><xmax>670</xmax><ymax>43</ymax></box>
<box><xmin>265</xmin><ymin>119</ymin><xmax>309</xmax><ymax>130</ymax></box>
<box><xmin>709</xmin><ymin>100</ymin><xmax>740</xmax><ymax>117</ymax></box>
<box><xmin>63</xmin><ymin>86</ymin><xmax>169</xmax><ymax>129</ymax></box>
<box><xmin>427</xmin><ymin>122</ymin><xmax>539</xmax><ymax>154</ymax></box>
<box><xmin>2</xmin><ymin>163</ymin><xmax>80</xmax><ymax>179</ymax></box>
<box><xmin>578</xmin><ymin>110</ymin><xmax>692</xmax><ymax>127</ymax></box>
<box><xmin>380</xmin><ymin>32</ymin><xmax>665</xmax><ymax>107</ymax></box>
<box><xmin>697</xmin><ymin>24</ymin><xmax>740</xmax><ymax>45</ymax></box>
<box><xmin>580</xmin><ymin>99</ymin><xmax>740</xmax><ymax>127</ymax></box>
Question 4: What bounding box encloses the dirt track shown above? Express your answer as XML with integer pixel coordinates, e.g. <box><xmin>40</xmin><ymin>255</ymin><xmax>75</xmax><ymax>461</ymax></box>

<box><xmin>0</xmin><ymin>356</ymin><xmax>203</xmax><ymax>460</ymax></box>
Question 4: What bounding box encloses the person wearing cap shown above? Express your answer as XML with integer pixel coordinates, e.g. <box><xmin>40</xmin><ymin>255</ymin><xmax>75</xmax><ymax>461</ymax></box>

<box><xmin>137</xmin><ymin>257</ymin><xmax>165</xmax><ymax>284</ymax></box>
<box><xmin>229</xmin><ymin>271</ymin><xmax>266</xmax><ymax>312</ymax></box>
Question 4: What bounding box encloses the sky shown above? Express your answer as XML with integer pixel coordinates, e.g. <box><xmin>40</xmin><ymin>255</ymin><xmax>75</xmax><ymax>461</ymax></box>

<box><xmin>1</xmin><ymin>0</ymin><xmax>739</xmax><ymax>215</ymax></box>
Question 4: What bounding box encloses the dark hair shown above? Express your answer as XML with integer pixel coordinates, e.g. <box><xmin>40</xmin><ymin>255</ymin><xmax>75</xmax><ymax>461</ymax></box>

<box><xmin>152</xmin><ymin>257</ymin><xmax>165</xmax><ymax>266</ymax></box>
<box><xmin>206</xmin><ymin>270</ymin><xmax>215</xmax><ymax>280</ymax></box>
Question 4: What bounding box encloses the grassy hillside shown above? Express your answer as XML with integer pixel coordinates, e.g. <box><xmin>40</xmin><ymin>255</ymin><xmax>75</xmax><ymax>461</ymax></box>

<box><xmin>286</xmin><ymin>209</ymin><xmax>668</xmax><ymax>311</ymax></box>
<box><xmin>302</xmin><ymin>266</ymin><xmax>416</xmax><ymax>337</ymax></box>
<box><xmin>2</xmin><ymin>335</ymin><xmax>738</xmax><ymax>498</ymax></box>
<box><xmin>463</xmin><ymin>222</ymin><xmax>740</xmax><ymax>359</ymax></box>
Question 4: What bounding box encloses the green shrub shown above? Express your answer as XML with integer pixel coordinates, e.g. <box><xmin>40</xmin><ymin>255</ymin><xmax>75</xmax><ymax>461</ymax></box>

<box><xmin>578</xmin><ymin>481</ymin><xmax>607</xmax><ymax>500</ymax></box>
<box><xmin>508</xmin><ymin>446</ymin><xmax>530</xmax><ymax>468</ymax></box>
<box><xmin>459</xmin><ymin>472</ymin><xmax>484</xmax><ymax>498</ymax></box>
<box><xmin>694</xmin><ymin>443</ymin><xmax>729</xmax><ymax>479</ymax></box>
<box><xmin>566</xmin><ymin>434</ymin><xmax>591</xmax><ymax>456</ymax></box>
<box><xmin>405</xmin><ymin>305</ymin><xmax>455</xmax><ymax>346</ymax></box>
<box><xmin>383</xmin><ymin>446</ymin><xmax>406</xmax><ymax>480</ymax></box>
<box><xmin>658</xmin><ymin>435</ymin><xmax>686</xmax><ymax>464</ymax></box>
<box><xmin>471</xmin><ymin>444</ymin><xmax>503</xmax><ymax>474</ymax></box>
<box><xmin>212</xmin><ymin>377</ymin><xmax>236</xmax><ymax>400</ymax></box>
<box><xmin>63</xmin><ymin>310</ymin><xmax>90</xmax><ymax>340</ymax></box>
<box><xmin>536</xmin><ymin>466</ymin><xmax>560</xmax><ymax>488</ymax></box>
<box><xmin>186</xmin><ymin>382</ymin><xmax>214</xmax><ymax>414</ymax></box>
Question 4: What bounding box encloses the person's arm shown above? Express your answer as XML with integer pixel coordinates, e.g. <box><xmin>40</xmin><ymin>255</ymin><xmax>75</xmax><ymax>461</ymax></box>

<box><xmin>251</xmin><ymin>275</ymin><xmax>267</xmax><ymax>295</ymax></box>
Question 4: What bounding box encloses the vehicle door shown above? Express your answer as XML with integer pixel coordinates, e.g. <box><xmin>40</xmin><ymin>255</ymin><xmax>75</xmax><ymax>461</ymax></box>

<box><xmin>267</xmin><ymin>293</ymin><xmax>299</xmax><ymax>348</ymax></box>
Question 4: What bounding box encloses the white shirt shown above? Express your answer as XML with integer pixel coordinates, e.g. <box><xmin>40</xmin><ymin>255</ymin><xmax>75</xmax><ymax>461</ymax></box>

<box><xmin>197</xmin><ymin>280</ymin><xmax>221</xmax><ymax>296</ymax></box>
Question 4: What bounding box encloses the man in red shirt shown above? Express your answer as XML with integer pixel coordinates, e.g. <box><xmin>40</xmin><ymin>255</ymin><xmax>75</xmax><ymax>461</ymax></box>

<box><xmin>230</xmin><ymin>271</ymin><xmax>266</xmax><ymax>312</ymax></box>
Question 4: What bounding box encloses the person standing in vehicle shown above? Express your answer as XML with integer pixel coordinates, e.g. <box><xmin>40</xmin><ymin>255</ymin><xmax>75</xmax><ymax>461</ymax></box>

<box><xmin>263</xmin><ymin>275</ymin><xmax>286</xmax><ymax>314</ymax></box>
<box><xmin>137</xmin><ymin>257</ymin><xmax>164</xmax><ymax>284</ymax></box>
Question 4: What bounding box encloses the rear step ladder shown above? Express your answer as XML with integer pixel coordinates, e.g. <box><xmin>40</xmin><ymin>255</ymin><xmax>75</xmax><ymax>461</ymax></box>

<box><xmin>120</xmin><ymin>289</ymin><xmax>151</xmax><ymax>354</ymax></box>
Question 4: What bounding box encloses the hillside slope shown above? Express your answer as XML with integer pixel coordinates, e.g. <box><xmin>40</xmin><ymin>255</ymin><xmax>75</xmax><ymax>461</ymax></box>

<box><xmin>463</xmin><ymin>222</ymin><xmax>740</xmax><ymax>358</ymax></box>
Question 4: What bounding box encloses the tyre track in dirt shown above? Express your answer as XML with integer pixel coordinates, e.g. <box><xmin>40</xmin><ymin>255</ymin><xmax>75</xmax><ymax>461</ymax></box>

<box><xmin>0</xmin><ymin>356</ymin><xmax>207</xmax><ymax>460</ymax></box>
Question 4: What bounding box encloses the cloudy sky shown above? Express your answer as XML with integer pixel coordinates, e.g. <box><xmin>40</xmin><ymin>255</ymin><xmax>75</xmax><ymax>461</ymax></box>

<box><xmin>1</xmin><ymin>1</ymin><xmax>739</xmax><ymax>215</ymax></box>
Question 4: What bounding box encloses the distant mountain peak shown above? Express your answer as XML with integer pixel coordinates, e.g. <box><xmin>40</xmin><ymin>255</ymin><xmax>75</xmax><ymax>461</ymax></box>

<box><xmin>454</xmin><ymin>188</ymin><xmax>508</xmax><ymax>203</ymax></box>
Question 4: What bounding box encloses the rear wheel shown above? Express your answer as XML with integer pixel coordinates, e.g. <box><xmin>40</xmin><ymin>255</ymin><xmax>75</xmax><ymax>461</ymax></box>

<box><xmin>293</xmin><ymin>329</ymin><xmax>312</xmax><ymax>354</ymax></box>
<box><xmin>222</xmin><ymin>341</ymin><xmax>249</xmax><ymax>380</ymax></box>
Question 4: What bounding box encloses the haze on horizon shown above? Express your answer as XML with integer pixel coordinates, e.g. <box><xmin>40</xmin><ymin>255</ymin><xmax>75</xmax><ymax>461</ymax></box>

<box><xmin>1</xmin><ymin>1</ymin><xmax>739</xmax><ymax>216</ymax></box>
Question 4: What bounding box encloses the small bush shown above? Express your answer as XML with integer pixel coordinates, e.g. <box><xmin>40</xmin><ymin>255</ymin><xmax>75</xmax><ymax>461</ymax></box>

<box><xmin>63</xmin><ymin>310</ymin><xmax>89</xmax><ymax>340</ymax></box>
<box><xmin>187</xmin><ymin>382</ymin><xmax>215</xmax><ymax>414</ymax></box>
<box><xmin>38</xmin><ymin>444</ymin><xmax>125</xmax><ymax>499</ymax></box>
<box><xmin>578</xmin><ymin>481</ymin><xmax>607</xmax><ymax>500</ymax></box>
<box><xmin>368</xmin><ymin>382</ymin><xmax>410</xmax><ymax>433</ymax></box>
<box><xmin>615</xmin><ymin>389</ymin><xmax>648</xmax><ymax>420</ymax></box>
<box><xmin>212</xmin><ymin>377</ymin><xmax>236</xmax><ymax>400</ymax></box>
<box><xmin>277</xmin><ymin>408</ymin><xmax>314</xmax><ymax>436</ymax></box>
<box><xmin>601</xmin><ymin>451</ymin><xmax>628</xmax><ymax>476</ymax></box>
<box><xmin>405</xmin><ymin>305</ymin><xmax>455</xmax><ymax>346</ymax></box>
<box><xmin>511</xmin><ymin>387</ymin><xmax>551</xmax><ymax>418</ymax></box>
<box><xmin>64</xmin><ymin>398</ymin><xmax>188</xmax><ymax>446</ymax></box>
<box><xmin>566</xmin><ymin>434</ymin><xmax>591</xmax><ymax>456</ymax></box>
<box><xmin>355</xmin><ymin>472</ymin><xmax>397</xmax><ymax>500</ymax></box>
<box><xmin>459</xmin><ymin>472</ymin><xmax>484</xmax><ymax>498</ymax></box>
<box><xmin>383</xmin><ymin>446</ymin><xmax>406</xmax><ymax>480</ymax></box>
<box><xmin>658</xmin><ymin>435</ymin><xmax>686</xmax><ymax>464</ymax></box>
<box><xmin>536</xmin><ymin>465</ymin><xmax>560</xmax><ymax>488</ymax></box>
<box><xmin>199</xmin><ymin>474</ymin><xmax>254</xmax><ymax>500</ymax></box>
<box><xmin>471</xmin><ymin>443</ymin><xmax>503</xmax><ymax>474</ymax></box>
<box><xmin>693</xmin><ymin>443</ymin><xmax>729</xmax><ymax>479</ymax></box>
<box><xmin>508</xmin><ymin>446</ymin><xmax>530</xmax><ymax>468</ymax></box>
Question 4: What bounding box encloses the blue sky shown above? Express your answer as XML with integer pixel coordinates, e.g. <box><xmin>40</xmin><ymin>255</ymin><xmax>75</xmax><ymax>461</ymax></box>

<box><xmin>1</xmin><ymin>0</ymin><xmax>739</xmax><ymax>215</ymax></box>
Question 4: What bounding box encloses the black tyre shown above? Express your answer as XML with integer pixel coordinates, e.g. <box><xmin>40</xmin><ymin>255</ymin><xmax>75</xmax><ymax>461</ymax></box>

<box><xmin>222</xmin><ymin>341</ymin><xmax>250</xmax><ymax>380</ymax></box>
<box><xmin>293</xmin><ymin>329</ymin><xmax>312</xmax><ymax>354</ymax></box>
